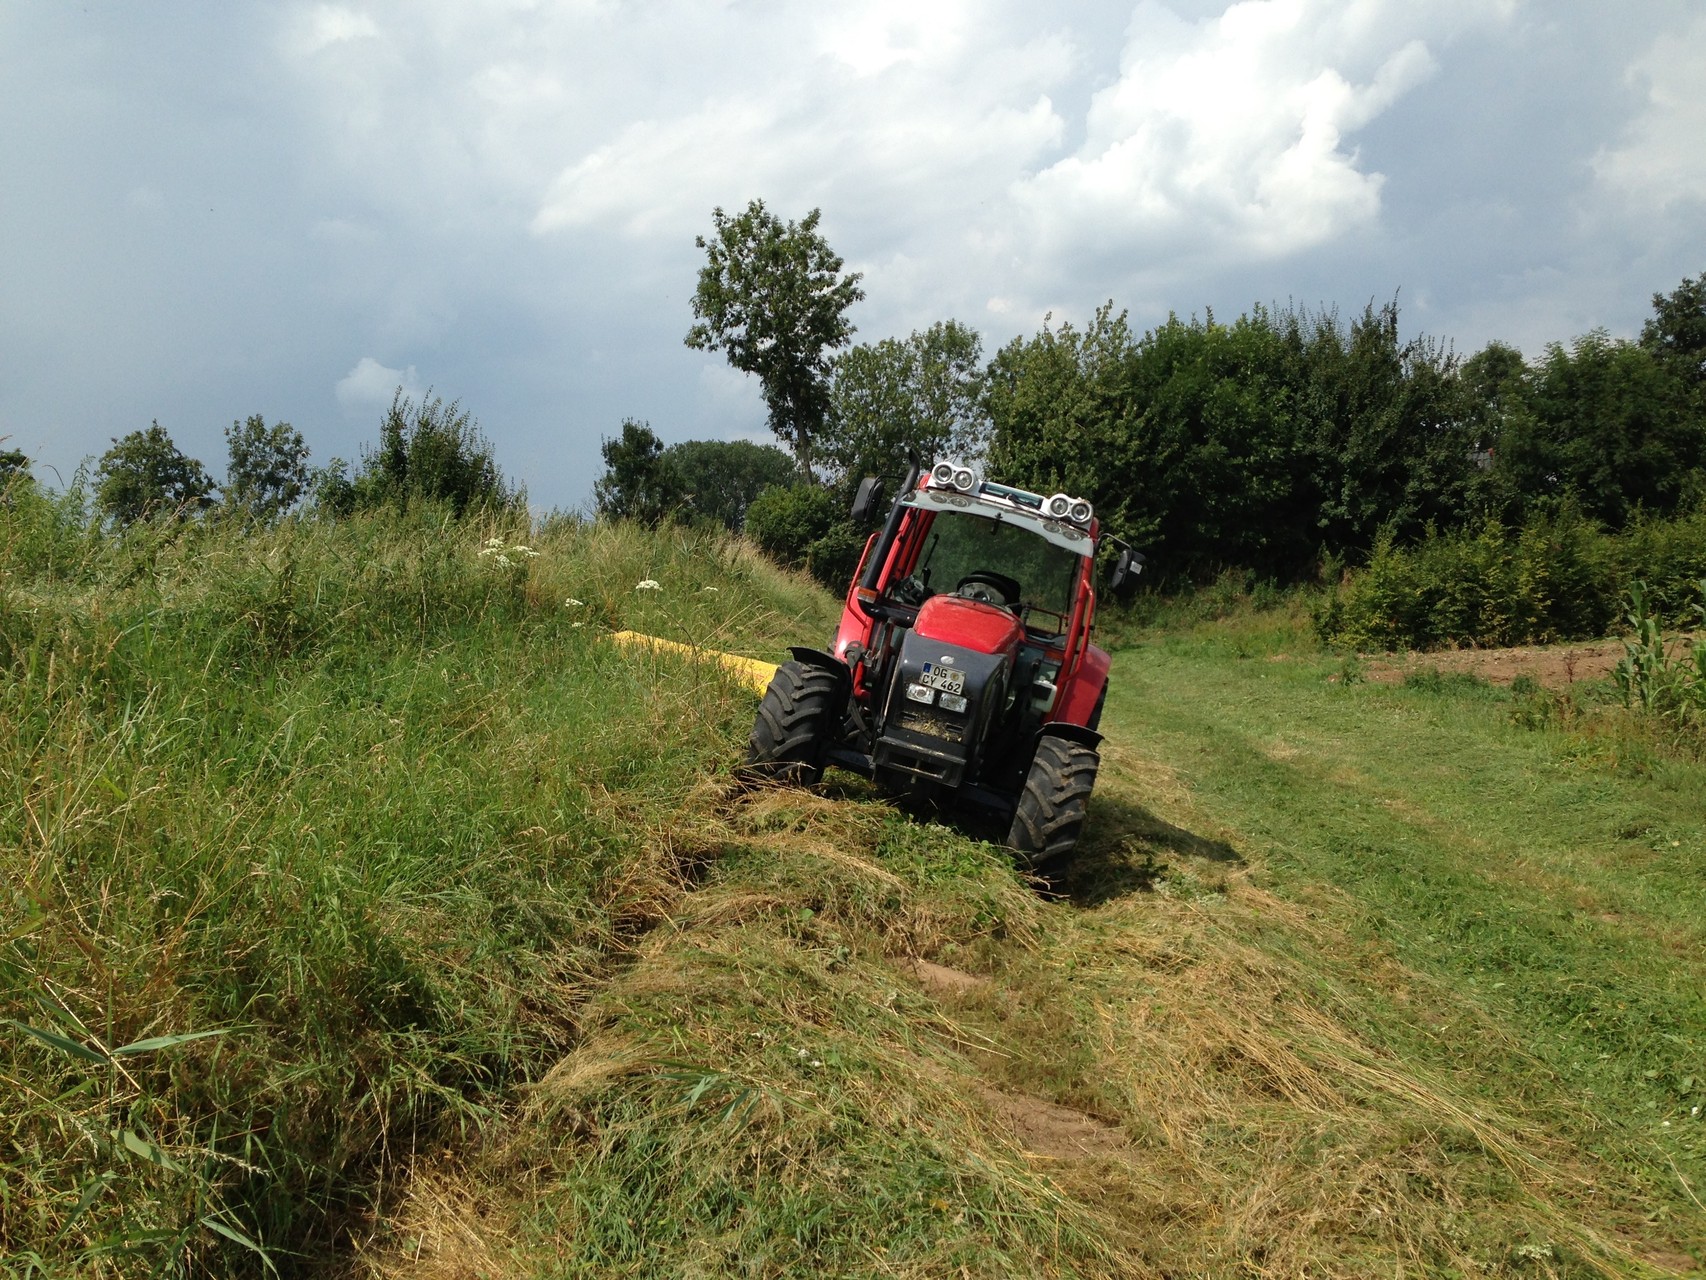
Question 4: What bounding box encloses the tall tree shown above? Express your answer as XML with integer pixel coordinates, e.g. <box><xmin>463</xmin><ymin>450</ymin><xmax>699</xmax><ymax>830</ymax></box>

<box><xmin>94</xmin><ymin>422</ymin><xmax>215</xmax><ymax>525</ymax></box>
<box><xmin>224</xmin><ymin>414</ymin><xmax>311</xmax><ymax>521</ymax></box>
<box><xmin>685</xmin><ymin>200</ymin><xmax>864</xmax><ymax>478</ymax></box>
<box><xmin>1641</xmin><ymin>269</ymin><xmax>1706</xmax><ymax>384</ymax></box>
<box><xmin>594</xmin><ymin>419</ymin><xmax>686</xmax><ymax>527</ymax></box>
<box><xmin>1497</xmin><ymin>331</ymin><xmax>1698</xmax><ymax>527</ymax></box>
<box><xmin>823</xmin><ymin>319</ymin><xmax>990</xmax><ymax>492</ymax></box>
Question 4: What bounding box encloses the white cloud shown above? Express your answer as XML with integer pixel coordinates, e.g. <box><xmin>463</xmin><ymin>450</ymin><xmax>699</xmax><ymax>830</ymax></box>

<box><xmin>288</xmin><ymin>5</ymin><xmax>381</xmax><ymax>56</ymax></box>
<box><xmin>1008</xmin><ymin>1</ymin><xmax>1458</xmax><ymax>267</ymax></box>
<box><xmin>1593</xmin><ymin>14</ymin><xmax>1706</xmax><ymax>210</ymax></box>
<box><xmin>335</xmin><ymin>356</ymin><xmax>421</xmax><ymax>415</ymax></box>
<box><xmin>818</xmin><ymin>1</ymin><xmax>978</xmax><ymax>76</ymax></box>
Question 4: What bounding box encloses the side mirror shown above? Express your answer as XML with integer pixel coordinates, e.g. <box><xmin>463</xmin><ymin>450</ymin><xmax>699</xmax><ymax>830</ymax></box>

<box><xmin>851</xmin><ymin>476</ymin><xmax>883</xmax><ymax>525</ymax></box>
<box><xmin>1107</xmin><ymin>547</ymin><xmax>1143</xmax><ymax>592</ymax></box>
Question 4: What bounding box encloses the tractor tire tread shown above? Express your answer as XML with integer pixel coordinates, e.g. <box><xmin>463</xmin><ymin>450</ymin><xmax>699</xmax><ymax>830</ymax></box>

<box><xmin>742</xmin><ymin>660</ymin><xmax>839</xmax><ymax>786</ymax></box>
<box><xmin>1006</xmin><ymin>736</ymin><xmax>1099</xmax><ymax>866</ymax></box>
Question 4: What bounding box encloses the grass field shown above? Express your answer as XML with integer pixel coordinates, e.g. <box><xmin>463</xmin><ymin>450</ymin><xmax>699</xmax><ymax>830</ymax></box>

<box><xmin>5</xmin><ymin>514</ymin><xmax>1704</xmax><ymax>1277</ymax></box>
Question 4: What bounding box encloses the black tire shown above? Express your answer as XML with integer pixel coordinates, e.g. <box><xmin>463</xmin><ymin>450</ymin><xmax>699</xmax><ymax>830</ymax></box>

<box><xmin>1005</xmin><ymin>736</ymin><xmax>1099</xmax><ymax>866</ymax></box>
<box><xmin>741</xmin><ymin>659</ymin><xmax>839</xmax><ymax>785</ymax></box>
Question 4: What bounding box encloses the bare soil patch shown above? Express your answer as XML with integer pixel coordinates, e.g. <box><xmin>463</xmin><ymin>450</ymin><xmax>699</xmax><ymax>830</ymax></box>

<box><xmin>1361</xmin><ymin>640</ymin><xmax>1624</xmax><ymax>690</ymax></box>
<box><xmin>976</xmin><ymin>1086</ymin><xmax>1129</xmax><ymax>1161</ymax></box>
<box><xmin>907</xmin><ymin>958</ymin><xmax>989</xmax><ymax>995</ymax></box>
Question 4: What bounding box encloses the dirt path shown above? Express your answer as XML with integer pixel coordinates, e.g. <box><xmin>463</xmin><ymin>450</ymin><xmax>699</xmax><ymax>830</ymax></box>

<box><xmin>1359</xmin><ymin>639</ymin><xmax>1626</xmax><ymax>689</ymax></box>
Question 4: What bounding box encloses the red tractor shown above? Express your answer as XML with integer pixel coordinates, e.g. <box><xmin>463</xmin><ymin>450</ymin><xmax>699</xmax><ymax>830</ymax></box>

<box><xmin>743</xmin><ymin>461</ymin><xmax>1140</xmax><ymax>865</ymax></box>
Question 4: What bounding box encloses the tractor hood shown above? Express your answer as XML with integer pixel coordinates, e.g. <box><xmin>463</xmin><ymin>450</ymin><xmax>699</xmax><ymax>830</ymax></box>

<box><xmin>914</xmin><ymin>595</ymin><xmax>1024</xmax><ymax>657</ymax></box>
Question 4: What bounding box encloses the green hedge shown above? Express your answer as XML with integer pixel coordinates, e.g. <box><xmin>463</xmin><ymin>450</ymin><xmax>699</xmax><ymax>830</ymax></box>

<box><xmin>1317</xmin><ymin>504</ymin><xmax>1706</xmax><ymax>650</ymax></box>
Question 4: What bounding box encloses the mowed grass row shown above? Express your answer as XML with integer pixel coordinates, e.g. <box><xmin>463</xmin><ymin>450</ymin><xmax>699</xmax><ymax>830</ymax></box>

<box><xmin>0</xmin><ymin>510</ymin><xmax>842</xmax><ymax>1274</ymax></box>
<box><xmin>1077</xmin><ymin>609</ymin><xmax>1706</xmax><ymax>1273</ymax></box>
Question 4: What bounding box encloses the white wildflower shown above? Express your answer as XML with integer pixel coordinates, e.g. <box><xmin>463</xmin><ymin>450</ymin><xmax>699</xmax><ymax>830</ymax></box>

<box><xmin>701</xmin><ymin>586</ymin><xmax>720</xmax><ymax>593</ymax></box>
<box><xmin>479</xmin><ymin>537</ymin><xmax>539</xmax><ymax>569</ymax></box>
<box><xmin>636</xmin><ymin>579</ymin><xmax>661</xmax><ymax>591</ymax></box>
<box><xmin>564</xmin><ymin>597</ymin><xmax>585</xmax><ymax>608</ymax></box>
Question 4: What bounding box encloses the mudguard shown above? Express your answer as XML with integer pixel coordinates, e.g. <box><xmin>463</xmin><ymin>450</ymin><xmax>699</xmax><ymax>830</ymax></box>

<box><xmin>1053</xmin><ymin>642</ymin><xmax>1111</xmax><ymax>729</ymax></box>
<box><xmin>789</xmin><ymin>645</ymin><xmax>852</xmax><ymax>686</ymax></box>
<box><xmin>1036</xmin><ymin>721</ymin><xmax>1103</xmax><ymax>752</ymax></box>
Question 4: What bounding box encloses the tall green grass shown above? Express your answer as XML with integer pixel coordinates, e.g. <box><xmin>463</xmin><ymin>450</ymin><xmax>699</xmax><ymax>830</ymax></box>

<box><xmin>1</xmin><ymin>503</ymin><xmax>832</xmax><ymax>1275</ymax></box>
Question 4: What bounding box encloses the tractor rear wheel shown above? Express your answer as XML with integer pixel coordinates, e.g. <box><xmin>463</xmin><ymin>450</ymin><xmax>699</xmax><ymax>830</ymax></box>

<box><xmin>1006</xmin><ymin>736</ymin><xmax>1099</xmax><ymax>866</ymax></box>
<box><xmin>741</xmin><ymin>659</ymin><xmax>839</xmax><ymax>785</ymax></box>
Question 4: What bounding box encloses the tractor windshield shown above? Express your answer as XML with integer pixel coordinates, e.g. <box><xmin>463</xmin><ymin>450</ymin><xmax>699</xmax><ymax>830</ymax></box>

<box><xmin>911</xmin><ymin>509</ymin><xmax>1085</xmax><ymax>620</ymax></box>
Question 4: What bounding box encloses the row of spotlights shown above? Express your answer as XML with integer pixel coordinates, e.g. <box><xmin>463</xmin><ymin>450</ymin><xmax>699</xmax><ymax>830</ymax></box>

<box><xmin>928</xmin><ymin>460</ymin><xmax>1093</xmax><ymax>526</ymax></box>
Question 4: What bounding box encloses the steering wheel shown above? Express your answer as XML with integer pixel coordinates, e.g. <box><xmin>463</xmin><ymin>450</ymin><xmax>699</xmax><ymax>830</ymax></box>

<box><xmin>889</xmin><ymin>574</ymin><xmax>931</xmax><ymax>606</ymax></box>
<box><xmin>954</xmin><ymin>571</ymin><xmax>1022</xmax><ymax>609</ymax></box>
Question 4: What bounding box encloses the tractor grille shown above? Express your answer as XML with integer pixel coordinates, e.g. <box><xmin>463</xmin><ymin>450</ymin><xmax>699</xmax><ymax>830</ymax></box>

<box><xmin>896</xmin><ymin>710</ymin><xmax>962</xmax><ymax>742</ymax></box>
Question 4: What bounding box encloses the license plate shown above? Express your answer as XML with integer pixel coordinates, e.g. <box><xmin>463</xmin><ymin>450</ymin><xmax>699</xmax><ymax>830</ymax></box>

<box><xmin>920</xmin><ymin>663</ymin><xmax>964</xmax><ymax>695</ymax></box>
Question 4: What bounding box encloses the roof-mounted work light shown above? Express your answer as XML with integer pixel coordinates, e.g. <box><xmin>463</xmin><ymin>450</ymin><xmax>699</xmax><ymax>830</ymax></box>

<box><xmin>929</xmin><ymin>459</ymin><xmax>978</xmax><ymax>493</ymax></box>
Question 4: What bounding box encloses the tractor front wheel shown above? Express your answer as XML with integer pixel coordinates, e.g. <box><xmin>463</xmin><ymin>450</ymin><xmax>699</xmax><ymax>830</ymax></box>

<box><xmin>741</xmin><ymin>660</ymin><xmax>839</xmax><ymax>786</ymax></box>
<box><xmin>1006</xmin><ymin>736</ymin><xmax>1099</xmax><ymax>866</ymax></box>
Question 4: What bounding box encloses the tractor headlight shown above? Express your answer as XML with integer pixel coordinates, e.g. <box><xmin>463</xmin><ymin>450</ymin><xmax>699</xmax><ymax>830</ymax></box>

<box><xmin>952</xmin><ymin>466</ymin><xmax>975</xmax><ymax>492</ymax></box>
<box><xmin>1045</xmin><ymin>493</ymin><xmax>1071</xmax><ymax>519</ymax></box>
<box><xmin>937</xmin><ymin>691</ymin><xmax>968</xmax><ymax>714</ymax></box>
<box><xmin>905</xmin><ymin>682</ymin><xmax>936</xmax><ymax>705</ymax></box>
<box><xmin>931</xmin><ymin>462</ymin><xmax>956</xmax><ymax>487</ymax></box>
<box><xmin>1068</xmin><ymin>498</ymin><xmax>1092</xmax><ymax>524</ymax></box>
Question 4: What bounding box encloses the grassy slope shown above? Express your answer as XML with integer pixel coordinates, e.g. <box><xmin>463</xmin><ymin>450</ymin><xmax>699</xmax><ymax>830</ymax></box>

<box><xmin>8</xmin><ymin>507</ymin><xmax>1705</xmax><ymax>1278</ymax></box>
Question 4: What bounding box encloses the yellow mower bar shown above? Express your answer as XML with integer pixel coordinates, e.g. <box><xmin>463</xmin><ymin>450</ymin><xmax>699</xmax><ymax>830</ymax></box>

<box><xmin>608</xmin><ymin>631</ymin><xmax>779</xmax><ymax>695</ymax></box>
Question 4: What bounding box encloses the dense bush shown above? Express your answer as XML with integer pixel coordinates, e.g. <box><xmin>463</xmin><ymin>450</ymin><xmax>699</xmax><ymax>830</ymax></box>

<box><xmin>1317</xmin><ymin>504</ymin><xmax>1706</xmax><ymax>650</ymax></box>
<box><xmin>741</xmin><ymin>481</ymin><xmax>864</xmax><ymax>588</ymax></box>
<box><xmin>1614</xmin><ymin>579</ymin><xmax>1706</xmax><ymax>737</ymax></box>
<box><xmin>322</xmin><ymin>389</ymin><xmax>519</xmax><ymax>517</ymax></box>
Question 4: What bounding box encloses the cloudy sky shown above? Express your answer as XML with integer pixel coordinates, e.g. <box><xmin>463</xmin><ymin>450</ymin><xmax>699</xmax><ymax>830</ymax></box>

<box><xmin>4</xmin><ymin>0</ymin><xmax>1703</xmax><ymax>511</ymax></box>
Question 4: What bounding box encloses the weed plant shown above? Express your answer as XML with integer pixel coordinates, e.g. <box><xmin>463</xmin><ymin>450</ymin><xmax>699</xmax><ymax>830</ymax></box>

<box><xmin>1614</xmin><ymin>581</ymin><xmax>1706</xmax><ymax>729</ymax></box>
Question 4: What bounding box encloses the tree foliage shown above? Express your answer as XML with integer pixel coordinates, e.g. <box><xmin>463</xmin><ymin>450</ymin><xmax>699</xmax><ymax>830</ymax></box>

<box><xmin>986</xmin><ymin>278</ymin><xmax>1706</xmax><ymax>583</ymax></box>
<box><xmin>594</xmin><ymin>419</ymin><xmax>687</xmax><ymax>528</ymax></box>
<box><xmin>1642</xmin><ymin>269</ymin><xmax>1706</xmax><ymax>385</ymax></box>
<box><xmin>824</xmin><ymin>319</ymin><xmax>989</xmax><ymax>493</ymax></box>
<box><xmin>1495</xmin><ymin>331</ymin><xmax>1702</xmax><ymax>527</ymax></box>
<box><xmin>94</xmin><ymin>422</ymin><xmax>215</xmax><ymax>525</ymax></box>
<box><xmin>663</xmin><ymin>438</ymin><xmax>797</xmax><ymax>532</ymax></box>
<box><xmin>0</xmin><ymin>445</ymin><xmax>28</xmax><ymax>490</ymax></box>
<box><xmin>224</xmin><ymin>414</ymin><xmax>311</xmax><ymax>521</ymax></box>
<box><xmin>685</xmin><ymin>200</ymin><xmax>864</xmax><ymax>478</ymax></box>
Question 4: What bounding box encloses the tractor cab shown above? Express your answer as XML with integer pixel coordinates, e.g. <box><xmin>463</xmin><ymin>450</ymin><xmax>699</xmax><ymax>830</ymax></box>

<box><xmin>742</xmin><ymin>461</ymin><xmax>1139</xmax><ymax>866</ymax></box>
